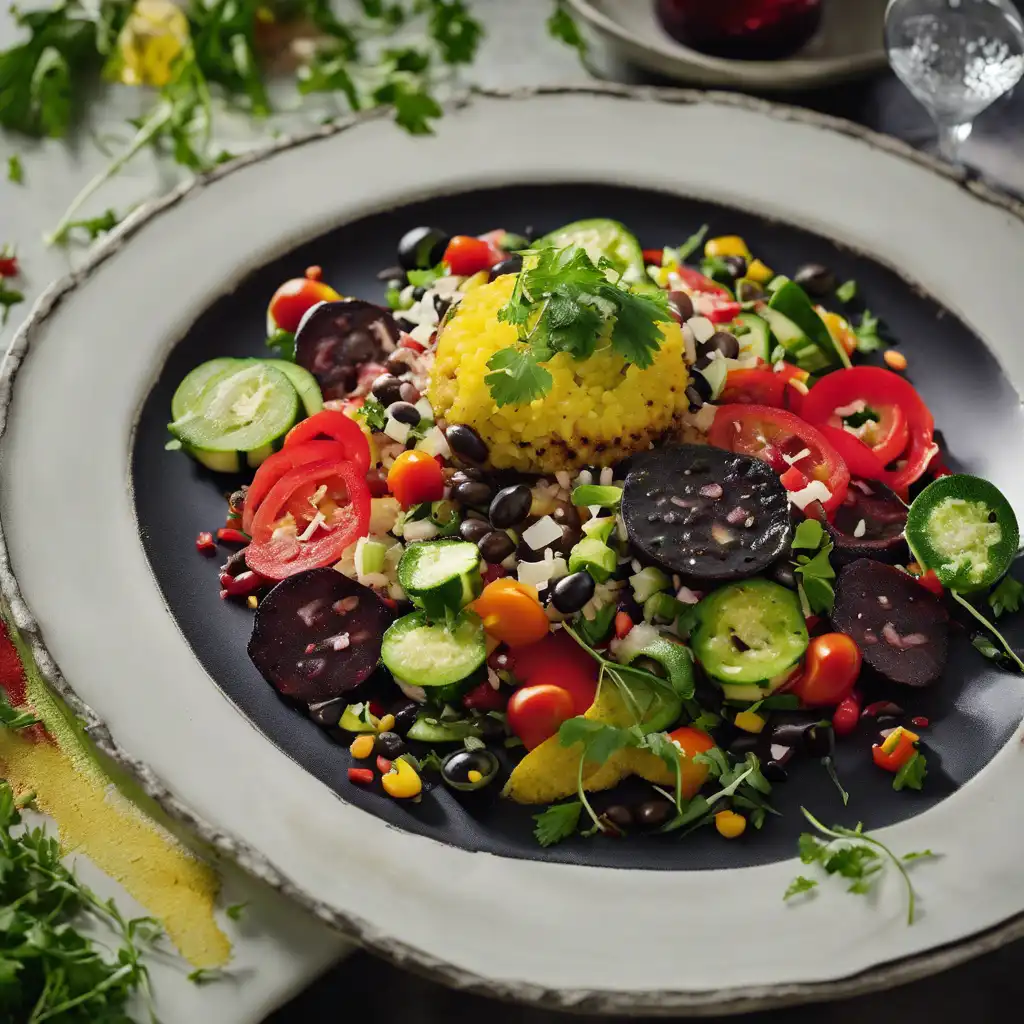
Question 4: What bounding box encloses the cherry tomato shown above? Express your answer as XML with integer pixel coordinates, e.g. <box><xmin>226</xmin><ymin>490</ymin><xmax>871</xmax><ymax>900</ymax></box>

<box><xmin>284</xmin><ymin>410</ymin><xmax>371</xmax><ymax>472</ymax></box>
<box><xmin>791</xmin><ymin>633</ymin><xmax>862</xmax><ymax>708</ymax></box>
<box><xmin>268</xmin><ymin>277</ymin><xmax>341</xmax><ymax>334</ymax></box>
<box><xmin>507</xmin><ymin>630</ymin><xmax>598</xmax><ymax>715</ymax></box>
<box><xmin>471</xmin><ymin>578</ymin><xmax>550</xmax><ymax>648</ymax></box>
<box><xmin>245</xmin><ymin>459</ymin><xmax>370</xmax><ymax>580</ymax></box>
<box><xmin>507</xmin><ymin>684</ymin><xmax>575</xmax><ymax>750</ymax></box>
<box><xmin>708</xmin><ymin>404</ymin><xmax>850</xmax><ymax>512</ymax></box>
<box><xmin>443</xmin><ymin>235</ymin><xmax>499</xmax><ymax>276</ymax></box>
<box><xmin>666</xmin><ymin>725</ymin><xmax>717</xmax><ymax>800</ymax></box>
<box><xmin>387</xmin><ymin>450</ymin><xmax>444</xmax><ymax>509</ymax></box>
<box><xmin>800</xmin><ymin>367</ymin><xmax>933</xmax><ymax>492</ymax></box>
<box><xmin>719</xmin><ymin>368</ymin><xmax>787</xmax><ymax>408</ymax></box>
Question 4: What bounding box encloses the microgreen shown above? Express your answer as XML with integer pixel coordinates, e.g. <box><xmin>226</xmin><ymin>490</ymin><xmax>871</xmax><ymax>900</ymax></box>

<box><xmin>836</xmin><ymin>280</ymin><xmax>857</xmax><ymax>303</ymax></box>
<box><xmin>486</xmin><ymin>244</ymin><xmax>671</xmax><ymax>407</ymax></box>
<box><xmin>988</xmin><ymin>574</ymin><xmax>1024</xmax><ymax>618</ymax></box>
<box><xmin>822</xmin><ymin>755</ymin><xmax>849</xmax><ymax>806</ymax></box>
<box><xmin>786</xmin><ymin>807</ymin><xmax>936</xmax><ymax>924</ymax></box>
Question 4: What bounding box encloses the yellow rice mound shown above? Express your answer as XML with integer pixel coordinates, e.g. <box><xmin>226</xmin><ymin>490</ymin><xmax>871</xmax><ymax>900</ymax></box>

<box><xmin>429</xmin><ymin>276</ymin><xmax>691</xmax><ymax>473</ymax></box>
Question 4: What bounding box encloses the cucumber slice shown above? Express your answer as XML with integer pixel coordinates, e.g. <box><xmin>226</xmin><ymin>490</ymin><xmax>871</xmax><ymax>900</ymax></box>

<box><xmin>692</xmin><ymin>579</ymin><xmax>808</xmax><ymax>686</ymax></box>
<box><xmin>397</xmin><ymin>540</ymin><xmax>482</xmax><ymax>618</ymax></box>
<box><xmin>731</xmin><ymin>313</ymin><xmax>772</xmax><ymax>362</ymax></box>
<box><xmin>769</xmin><ymin>281</ymin><xmax>851</xmax><ymax>370</ymax></box>
<box><xmin>254</xmin><ymin>359</ymin><xmax>323</xmax><ymax>417</ymax></box>
<box><xmin>720</xmin><ymin>669</ymin><xmax>797</xmax><ymax>703</ymax></box>
<box><xmin>381</xmin><ymin>610</ymin><xmax>487</xmax><ymax>692</ymax></box>
<box><xmin>407</xmin><ymin>714</ymin><xmax>482</xmax><ymax>743</ymax></box>
<box><xmin>338</xmin><ymin>702</ymin><xmax>378</xmax><ymax>734</ymax></box>
<box><xmin>168</xmin><ymin>361</ymin><xmax>299</xmax><ymax>458</ymax></box>
<box><xmin>536</xmin><ymin>218</ymin><xmax>646</xmax><ymax>285</ymax></box>
<box><xmin>759</xmin><ymin>306</ymin><xmax>830</xmax><ymax>373</ymax></box>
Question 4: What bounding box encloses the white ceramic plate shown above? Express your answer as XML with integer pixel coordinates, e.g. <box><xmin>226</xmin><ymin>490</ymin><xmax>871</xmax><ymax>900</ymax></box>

<box><xmin>570</xmin><ymin>0</ymin><xmax>888</xmax><ymax>90</ymax></box>
<box><xmin>4</xmin><ymin>86</ymin><xmax>1024</xmax><ymax>1015</ymax></box>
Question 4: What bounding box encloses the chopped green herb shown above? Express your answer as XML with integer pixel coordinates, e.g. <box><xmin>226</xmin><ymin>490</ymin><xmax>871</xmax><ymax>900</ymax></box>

<box><xmin>893</xmin><ymin>751</ymin><xmax>928</xmax><ymax>792</ymax></box>
<box><xmin>0</xmin><ymin>278</ymin><xmax>24</xmax><ymax>328</ymax></box>
<box><xmin>853</xmin><ymin>310</ymin><xmax>883</xmax><ymax>353</ymax></box>
<box><xmin>225</xmin><ymin>901</ymin><xmax>248</xmax><ymax>921</ymax></box>
<box><xmin>7</xmin><ymin>154</ymin><xmax>23</xmax><ymax>183</ymax></box>
<box><xmin>357</xmin><ymin>395</ymin><xmax>389</xmax><ymax>432</ymax></box>
<box><xmin>547</xmin><ymin>0</ymin><xmax>588</xmax><ymax>59</ymax></box>
<box><xmin>822</xmin><ymin>755</ymin><xmax>849</xmax><ymax>806</ymax></box>
<box><xmin>794</xmin><ymin>532</ymin><xmax>836</xmax><ymax>616</ymax></box>
<box><xmin>988</xmin><ymin>574</ymin><xmax>1024</xmax><ymax>618</ymax></box>
<box><xmin>407</xmin><ymin>263</ymin><xmax>445</xmax><ymax>288</ymax></box>
<box><xmin>791</xmin><ymin>518</ymin><xmax>825</xmax><ymax>551</ymax></box>
<box><xmin>783</xmin><ymin>875</ymin><xmax>818</xmax><ymax>901</ymax></box>
<box><xmin>836</xmin><ymin>280</ymin><xmax>857</xmax><ymax>303</ymax></box>
<box><xmin>55</xmin><ymin>207</ymin><xmax>121</xmax><ymax>243</ymax></box>
<box><xmin>533</xmin><ymin>800</ymin><xmax>583</xmax><ymax>847</ymax></box>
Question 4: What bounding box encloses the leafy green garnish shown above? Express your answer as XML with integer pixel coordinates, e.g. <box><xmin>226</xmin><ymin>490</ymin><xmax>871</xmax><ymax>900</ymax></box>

<box><xmin>225</xmin><ymin>901</ymin><xmax>248</xmax><ymax>921</ymax></box>
<box><xmin>836</xmin><ymin>280</ymin><xmax>857</xmax><ymax>303</ymax></box>
<box><xmin>791</xmin><ymin>518</ymin><xmax>824</xmax><ymax>550</ymax></box>
<box><xmin>486</xmin><ymin>244</ymin><xmax>671</xmax><ymax>407</ymax></box>
<box><xmin>1</xmin><ymin>690</ymin><xmax>40</xmax><ymax>731</ymax></box>
<box><xmin>853</xmin><ymin>310</ymin><xmax>883</xmax><ymax>353</ymax></box>
<box><xmin>266</xmin><ymin>328</ymin><xmax>297</xmax><ymax>362</ymax></box>
<box><xmin>547</xmin><ymin>1</ymin><xmax>588</xmax><ymax>60</ymax></box>
<box><xmin>972</xmin><ymin>632</ymin><xmax>1002</xmax><ymax>661</ymax></box>
<box><xmin>0</xmin><ymin>277</ymin><xmax>25</xmax><ymax>328</ymax></box>
<box><xmin>574</xmin><ymin>599</ymin><xmax>617</xmax><ymax>647</ymax></box>
<box><xmin>792</xmin><ymin>521</ymin><xmax>836</xmax><ymax>615</ymax></box>
<box><xmin>893</xmin><ymin>751</ymin><xmax>928</xmax><ymax>792</ymax></box>
<box><xmin>952</xmin><ymin>589</ymin><xmax>1024</xmax><ymax>673</ymax></box>
<box><xmin>407</xmin><ymin>263</ymin><xmax>446</xmax><ymax>289</ymax></box>
<box><xmin>788</xmin><ymin>808</ymin><xmax>935</xmax><ymax>924</ymax></box>
<box><xmin>822</xmin><ymin>755</ymin><xmax>849</xmax><ymax>806</ymax></box>
<box><xmin>989</xmin><ymin>574</ymin><xmax>1024</xmax><ymax>618</ymax></box>
<box><xmin>7</xmin><ymin>154</ymin><xmax>24</xmax><ymax>183</ymax></box>
<box><xmin>533</xmin><ymin>800</ymin><xmax>583</xmax><ymax>848</ymax></box>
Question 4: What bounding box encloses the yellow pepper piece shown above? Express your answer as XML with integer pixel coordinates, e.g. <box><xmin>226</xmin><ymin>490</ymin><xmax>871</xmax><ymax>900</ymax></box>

<box><xmin>733</xmin><ymin>710</ymin><xmax>766</xmax><ymax>735</ymax></box>
<box><xmin>881</xmin><ymin>726</ymin><xmax>919</xmax><ymax>754</ymax></box>
<box><xmin>114</xmin><ymin>0</ymin><xmax>190</xmax><ymax>87</ymax></box>
<box><xmin>746</xmin><ymin>258</ymin><xmax>775</xmax><ymax>284</ymax></box>
<box><xmin>382</xmin><ymin>758</ymin><xmax>422</xmax><ymax>799</ymax></box>
<box><xmin>705</xmin><ymin>236</ymin><xmax>750</xmax><ymax>259</ymax></box>
<box><xmin>715</xmin><ymin>810</ymin><xmax>747</xmax><ymax>839</ymax></box>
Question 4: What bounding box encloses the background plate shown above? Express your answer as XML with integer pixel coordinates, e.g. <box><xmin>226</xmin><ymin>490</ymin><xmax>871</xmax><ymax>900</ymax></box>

<box><xmin>5</xmin><ymin>88</ymin><xmax>1024</xmax><ymax>1013</ymax></box>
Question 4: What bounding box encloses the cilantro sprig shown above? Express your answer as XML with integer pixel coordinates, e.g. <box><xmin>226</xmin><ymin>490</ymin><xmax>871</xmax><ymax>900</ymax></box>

<box><xmin>988</xmin><ymin>574</ymin><xmax>1024</xmax><ymax>618</ymax></box>
<box><xmin>791</xmin><ymin>518</ymin><xmax>836</xmax><ymax>615</ymax></box>
<box><xmin>785</xmin><ymin>808</ymin><xmax>936</xmax><ymax>924</ymax></box>
<box><xmin>486</xmin><ymin>244</ymin><xmax>671</xmax><ymax>407</ymax></box>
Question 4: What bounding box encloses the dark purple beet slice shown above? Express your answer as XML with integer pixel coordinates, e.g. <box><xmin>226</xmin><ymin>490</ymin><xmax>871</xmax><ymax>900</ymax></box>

<box><xmin>295</xmin><ymin>300</ymin><xmax>400</xmax><ymax>400</ymax></box>
<box><xmin>247</xmin><ymin>568</ymin><xmax>393</xmax><ymax>704</ymax></box>
<box><xmin>622</xmin><ymin>444</ymin><xmax>792</xmax><ymax>582</ymax></box>
<box><xmin>827</xmin><ymin>479</ymin><xmax>908</xmax><ymax>564</ymax></box>
<box><xmin>831</xmin><ymin>559</ymin><xmax>948</xmax><ymax>687</ymax></box>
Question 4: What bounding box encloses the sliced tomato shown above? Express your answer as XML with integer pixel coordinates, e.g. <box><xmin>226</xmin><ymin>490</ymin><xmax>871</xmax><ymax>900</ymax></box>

<box><xmin>708</xmin><ymin>404</ymin><xmax>850</xmax><ymax>513</ymax></box>
<box><xmin>283</xmin><ymin>409</ymin><xmax>370</xmax><ymax>474</ymax></box>
<box><xmin>815</xmin><ymin>424</ymin><xmax>888</xmax><ymax>480</ymax></box>
<box><xmin>800</xmin><ymin>367</ymin><xmax>933</xmax><ymax>493</ymax></box>
<box><xmin>242</xmin><ymin>440</ymin><xmax>355</xmax><ymax>534</ymax></box>
<box><xmin>245</xmin><ymin>459</ymin><xmax>370</xmax><ymax>580</ymax></box>
<box><xmin>719</xmin><ymin>368</ymin><xmax>787</xmax><ymax>408</ymax></box>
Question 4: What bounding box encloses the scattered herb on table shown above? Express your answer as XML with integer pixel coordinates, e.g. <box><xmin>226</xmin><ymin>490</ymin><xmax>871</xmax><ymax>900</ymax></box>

<box><xmin>785</xmin><ymin>807</ymin><xmax>936</xmax><ymax>924</ymax></box>
<box><xmin>951</xmin><ymin>589</ymin><xmax>1024</xmax><ymax>673</ymax></box>
<box><xmin>7</xmin><ymin>154</ymin><xmax>24</xmax><ymax>183</ymax></box>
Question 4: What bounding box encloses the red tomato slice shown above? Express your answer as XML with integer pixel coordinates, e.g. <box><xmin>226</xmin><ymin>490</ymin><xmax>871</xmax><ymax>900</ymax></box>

<box><xmin>507</xmin><ymin>630</ymin><xmax>598</xmax><ymax>716</ymax></box>
<box><xmin>283</xmin><ymin>410</ymin><xmax>370</xmax><ymax>475</ymax></box>
<box><xmin>243</xmin><ymin>440</ymin><xmax>356</xmax><ymax>534</ymax></box>
<box><xmin>816</xmin><ymin>424</ymin><xmax>888</xmax><ymax>481</ymax></box>
<box><xmin>800</xmin><ymin>367</ymin><xmax>934</xmax><ymax>492</ymax></box>
<box><xmin>245</xmin><ymin>459</ymin><xmax>370</xmax><ymax>580</ymax></box>
<box><xmin>708</xmin><ymin>404</ymin><xmax>850</xmax><ymax>513</ymax></box>
<box><xmin>719</xmin><ymin>368</ymin><xmax>787</xmax><ymax>408</ymax></box>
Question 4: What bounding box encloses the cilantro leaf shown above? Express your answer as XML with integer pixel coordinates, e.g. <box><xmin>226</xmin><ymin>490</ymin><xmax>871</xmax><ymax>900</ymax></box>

<box><xmin>225</xmin><ymin>901</ymin><xmax>248</xmax><ymax>921</ymax></box>
<box><xmin>784</xmin><ymin>876</ymin><xmax>818</xmax><ymax>901</ymax></box>
<box><xmin>893</xmin><ymin>751</ymin><xmax>927</xmax><ymax>792</ymax></box>
<box><xmin>427</xmin><ymin>0</ymin><xmax>483</xmax><ymax>65</ymax></box>
<box><xmin>792</xmin><ymin>518</ymin><xmax>825</xmax><ymax>550</ymax></box>
<box><xmin>836</xmin><ymin>280</ymin><xmax>857</xmax><ymax>303</ymax></box>
<box><xmin>7</xmin><ymin>154</ymin><xmax>23</xmax><ymax>183</ymax></box>
<box><xmin>604</xmin><ymin>285</ymin><xmax>671</xmax><ymax>369</ymax></box>
<box><xmin>266</xmin><ymin>328</ymin><xmax>297</xmax><ymax>362</ymax></box>
<box><xmin>822</xmin><ymin>755</ymin><xmax>849</xmax><ymax>806</ymax></box>
<box><xmin>485</xmin><ymin>346</ymin><xmax>553</xmax><ymax>407</ymax></box>
<box><xmin>533</xmin><ymin>801</ymin><xmax>583</xmax><ymax>847</ymax></box>
<box><xmin>989</xmin><ymin>574</ymin><xmax>1024</xmax><ymax>618</ymax></box>
<box><xmin>853</xmin><ymin>309</ymin><xmax>883</xmax><ymax>353</ymax></box>
<box><xmin>794</xmin><ymin>539</ymin><xmax>836</xmax><ymax>615</ymax></box>
<box><xmin>547</xmin><ymin>1</ymin><xmax>588</xmax><ymax>59</ymax></box>
<box><xmin>557</xmin><ymin>717</ymin><xmax>638</xmax><ymax>766</ymax></box>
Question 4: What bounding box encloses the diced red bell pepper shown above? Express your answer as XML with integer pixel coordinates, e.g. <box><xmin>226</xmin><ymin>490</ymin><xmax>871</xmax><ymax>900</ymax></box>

<box><xmin>780</xmin><ymin>465</ymin><xmax>809</xmax><ymax>492</ymax></box>
<box><xmin>915</xmin><ymin>570</ymin><xmax>944</xmax><ymax>597</ymax></box>
<box><xmin>872</xmin><ymin>726</ymin><xmax>919</xmax><ymax>772</ymax></box>
<box><xmin>196</xmin><ymin>531</ymin><xmax>216</xmax><ymax>554</ymax></box>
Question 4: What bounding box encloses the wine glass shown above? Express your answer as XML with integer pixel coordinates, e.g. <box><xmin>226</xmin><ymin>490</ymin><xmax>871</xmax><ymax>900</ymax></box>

<box><xmin>885</xmin><ymin>0</ymin><xmax>1024</xmax><ymax>163</ymax></box>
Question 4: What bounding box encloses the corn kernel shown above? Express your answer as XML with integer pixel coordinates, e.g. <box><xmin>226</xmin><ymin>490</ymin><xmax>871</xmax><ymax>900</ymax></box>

<box><xmin>884</xmin><ymin>349</ymin><xmax>908</xmax><ymax>371</ymax></box>
<box><xmin>376</xmin><ymin>713</ymin><xmax>396</xmax><ymax>734</ymax></box>
<box><xmin>349</xmin><ymin>734</ymin><xmax>375</xmax><ymax>759</ymax></box>
<box><xmin>382</xmin><ymin>758</ymin><xmax>422</xmax><ymax>799</ymax></box>
<box><xmin>746</xmin><ymin>258</ymin><xmax>774</xmax><ymax>284</ymax></box>
<box><xmin>705</xmin><ymin>235</ymin><xmax>750</xmax><ymax>259</ymax></box>
<box><xmin>467</xmin><ymin>769</ymin><xmax>483</xmax><ymax>784</ymax></box>
<box><xmin>246</xmin><ymin>595</ymin><xmax>258</xmax><ymax>609</ymax></box>
<box><xmin>734</xmin><ymin>710</ymin><xmax>766</xmax><ymax>735</ymax></box>
<box><xmin>715</xmin><ymin>810</ymin><xmax>747</xmax><ymax>839</ymax></box>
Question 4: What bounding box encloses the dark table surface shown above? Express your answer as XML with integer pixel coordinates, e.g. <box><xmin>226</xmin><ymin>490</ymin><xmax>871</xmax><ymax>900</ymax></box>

<box><xmin>268</xmin><ymin>3</ymin><xmax>1024</xmax><ymax>1020</ymax></box>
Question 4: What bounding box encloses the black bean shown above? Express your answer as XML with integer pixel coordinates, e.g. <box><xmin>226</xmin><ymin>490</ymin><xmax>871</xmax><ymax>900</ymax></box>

<box><xmin>685</xmin><ymin>386</ymin><xmax>705</xmax><ymax>411</ymax></box>
<box><xmin>551</xmin><ymin>571</ymin><xmax>596</xmax><ymax>614</ymax></box>
<box><xmin>763</xmin><ymin>761</ymin><xmax>789</xmax><ymax>782</ymax></box>
<box><xmin>459</xmin><ymin>518</ymin><xmax>492</xmax><ymax>544</ymax></box>
<box><xmin>446</xmin><ymin>424</ymin><xmax>489</xmax><ymax>464</ymax></box>
<box><xmin>635</xmin><ymin>799</ymin><xmax>673</xmax><ymax>829</ymax></box>
<box><xmin>391</xmin><ymin>702</ymin><xmax>420</xmax><ymax>737</ymax></box>
<box><xmin>736</xmin><ymin>279</ymin><xmax>766</xmax><ymax>303</ymax></box>
<box><xmin>399</xmin><ymin>381</ymin><xmax>420</xmax><ymax>404</ymax></box>
<box><xmin>396</xmin><ymin>316</ymin><xmax>416</xmax><ymax>333</ymax></box>
<box><xmin>723</xmin><ymin>255</ymin><xmax>748</xmax><ymax>279</ymax></box>
<box><xmin>693</xmin><ymin>356</ymin><xmax>712</xmax><ymax>371</ymax></box>
<box><xmin>411</xmin><ymin>286</ymin><xmax>427</xmax><ymax>301</ymax></box>
<box><xmin>490</xmin><ymin>254</ymin><xmax>523</xmax><ymax>280</ymax></box>
<box><xmin>388</xmin><ymin>402</ymin><xmax>420</xmax><ymax>425</ymax></box>
<box><xmin>699</xmin><ymin>331</ymin><xmax>740</xmax><ymax>360</ymax></box>
<box><xmin>374</xmin><ymin>731</ymin><xmax>407</xmax><ymax>760</ymax></box>
<box><xmin>804</xmin><ymin>722</ymin><xmax>835</xmax><ymax>759</ymax></box>
<box><xmin>308</xmin><ymin>699</ymin><xmax>344</xmax><ymax>729</ymax></box>
<box><xmin>551</xmin><ymin>500</ymin><xmax>581</xmax><ymax>531</ymax></box>
<box><xmin>604</xmin><ymin>804</ymin><xmax>634</xmax><ymax>829</ymax></box>
<box><xmin>434</xmin><ymin>294</ymin><xmax>452</xmax><ymax>320</ymax></box>
<box><xmin>451</xmin><ymin>467</ymin><xmax>486</xmax><ymax>485</ymax></box>
<box><xmin>690</xmin><ymin>371</ymin><xmax>713</xmax><ymax>401</ymax></box>
<box><xmin>452</xmin><ymin>480</ymin><xmax>494</xmax><ymax>509</ymax></box>
<box><xmin>398</xmin><ymin>226</ymin><xmax>449</xmax><ymax>271</ymax></box>
<box><xmin>489</xmin><ymin>484</ymin><xmax>533</xmax><ymax>528</ymax></box>
<box><xmin>794</xmin><ymin>263</ymin><xmax>837</xmax><ymax>298</ymax></box>
<box><xmin>478</xmin><ymin>530</ymin><xmax>515</xmax><ymax>564</ymax></box>
<box><xmin>370</xmin><ymin>373</ymin><xmax>403</xmax><ymax>407</ymax></box>
<box><xmin>770</xmin><ymin>715</ymin><xmax>816</xmax><ymax>749</ymax></box>
<box><xmin>771</xmin><ymin>562</ymin><xmax>797</xmax><ymax>590</ymax></box>
<box><xmin>385</xmin><ymin>353</ymin><xmax>412</xmax><ymax>377</ymax></box>
<box><xmin>667</xmin><ymin>290</ymin><xmax>694</xmax><ymax>323</ymax></box>
<box><xmin>377</xmin><ymin>265</ymin><xmax>405</xmax><ymax>282</ymax></box>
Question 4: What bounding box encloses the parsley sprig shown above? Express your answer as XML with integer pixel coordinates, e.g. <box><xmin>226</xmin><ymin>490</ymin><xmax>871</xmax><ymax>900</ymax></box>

<box><xmin>486</xmin><ymin>244</ymin><xmax>672</xmax><ymax>407</ymax></box>
<box><xmin>785</xmin><ymin>808</ymin><xmax>936</xmax><ymax>925</ymax></box>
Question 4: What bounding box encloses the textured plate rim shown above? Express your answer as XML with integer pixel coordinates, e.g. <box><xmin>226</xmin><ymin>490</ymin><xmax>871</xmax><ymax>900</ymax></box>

<box><xmin>2</xmin><ymin>84</ymin><xmax>1024</xmax><ymax>1015</ymax></box>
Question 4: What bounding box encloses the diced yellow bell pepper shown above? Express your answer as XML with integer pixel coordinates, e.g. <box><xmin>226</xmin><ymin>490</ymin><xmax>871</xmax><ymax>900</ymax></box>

<box><xmin>705</xmin><ymin>236</ymin><xmax>750</xmax><ymax>259</ymax></box>
<box><xmin>733</xmin><ymin>710</ymin><xmax>766</xmax><ymax>735</ymax></box>
<box><xmin>746</xmin><ymin>258</ymin><xmax>775</xmax><ymax>284</ymax></box>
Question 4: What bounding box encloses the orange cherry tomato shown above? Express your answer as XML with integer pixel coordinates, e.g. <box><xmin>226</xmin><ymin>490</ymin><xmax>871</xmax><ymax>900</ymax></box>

<box><xmin>791</xmin><ymin>632</ymin><xmax>862</xmax><ymax>708</ymax></box>
<box><xmin>471</xmin><ymin>578</ymin><xmax>550</xmax><ymax>648</ymax></box>
<box><xmin>507</xmin><ymin>684</ymin><xmax>575</xmax><ymax>750</ymax></box>
<box><xmin>507</xmin><ymin>630</ymin><xmax>598</xmax><ymax>715</ymax></box>
<box><xmin>666</xmin><ymin>726</ymin><xmax>717</xmax><ymax>800</ymax></box>
<box><xmin>386</xmin><ymin>450</ymin><xmax>444</xmax><ymax>509</ymax></box>
<box><xmin>268</xmin><ymin>277</ymin><xmax>342</xmax><ymax>334</ymax></box>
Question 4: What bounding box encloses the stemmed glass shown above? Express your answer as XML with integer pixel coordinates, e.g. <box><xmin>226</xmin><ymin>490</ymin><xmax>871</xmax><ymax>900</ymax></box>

<box><xmin>885</xmin><ymin>0</ymin><xmax>1024</xmax><ymax>163</ymax></box>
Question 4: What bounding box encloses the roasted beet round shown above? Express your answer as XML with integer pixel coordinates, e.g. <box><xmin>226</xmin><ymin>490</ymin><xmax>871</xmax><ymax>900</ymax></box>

<box><xmin>294</xmin><ymin>300</ymin><xmax>401</xmax><ymax>400</ymax></box>
<box><xmin>831</xmin><ymin>559</ymin><xmax>948</xmax><ymax>687</ymax></box>
<box><xmin>827</xmin><ymin>479</ymin><xmax>908</xmax><ymax>564</ymax></box>
<box><xmin>622</xmin><ymin>444</ymin><xmax>792</xmax><ymax>582</ymax></box>
<box><xmin>247</xmin><ymin>569</ymin><xmax>393</xmax><ymax>704</ymax></box>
